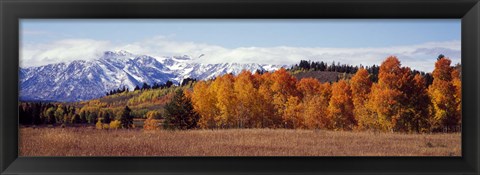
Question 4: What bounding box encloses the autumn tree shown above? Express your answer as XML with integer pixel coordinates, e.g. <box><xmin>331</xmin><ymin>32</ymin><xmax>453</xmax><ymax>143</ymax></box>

<box><xmin>191</xmin><ymin>81</ymin><xmax>218</xmax><ymax>129</ymax></box>
<box><xmin>428</xmin><ymin>57</ymin><xmax>458</xmax><ymax>132</ymax></box>
<box><xmin>212</xmin><ymin>74</ymin><xmax>237</xmax><ymax>128</ymax></box>
<box><xmin>45</xmin><ymin>107</ymin><xmax>56</xmax><ymax>124</ymax></box>
<box><xmin>255</xmin><ymin>72</ymin><xmax>279</xmax><ymax>128</ymax></box>
<box><xmin>327</xmin><ymin>80</ymin><xmax>355</xmax><ymax>130</ymax></box>
<box><xmin>296</xmin><ymin>78</ymin><xmax>330</xmax><ymax>129</ymax></box>
<box><xmin>451</xmin><ymin>68</ymin><xmax>462</xmax><ymax>128</ymax></box>
<box><xmin>144</xmin><ymin>111</ymin><xmax>161</xmax><ymax>130</ymax></box>
<box><xmin>234</xmin><ymin>70</ymin><xmax>262</xmax><ymax>128</ymax></box>
<box><xmin>407</xmin><ymin>74</ymin><xmax>432</xmax><ymax>132</ymax></box>
<box><xmin>350</xmin><ymin>68</ymin><xmax>372</xmax><ymax>130</ymax></box>
<box><xmin>283</xmin><ymin>96</ymin><xmax>304</xmax><ymax>128</ymax></box>
<box><xmin>366</xmin><ymin>56</ymin><xmax>407</xmax><ymax>131</ymax></box>
<box><xmin>54</xmin><ymin>105</ymin><xmax>65</xmax><ymax>123</ymax></box>
<box><xmin>87</xmin><ymin>112</ymin><xmax>98</xmax><ymax>124</ymax></box>
<box><xmin>270</xmin><ymin>68</ymin><xmax>299</xmax><ymax>128</ymax></box>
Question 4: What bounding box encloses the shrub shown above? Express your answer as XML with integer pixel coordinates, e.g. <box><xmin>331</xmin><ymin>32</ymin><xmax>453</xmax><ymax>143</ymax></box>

<box><xmin>96</xmin><ymin>120</ymin><xmax>103</xmax><ymax>129</ymax></box>
<box><xmin>109</xmin><ymin>120</ymin><xmax>121</xmax><ymax>129</ymax></box>
<box><xmin>144</xmin><ymin>118</ymin><xmax>160</xmax><ymax>130</ymax></box>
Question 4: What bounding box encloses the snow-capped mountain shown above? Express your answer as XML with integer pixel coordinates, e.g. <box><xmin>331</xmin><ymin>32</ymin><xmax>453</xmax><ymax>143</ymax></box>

<box><xmin>19</xmin><ymin>51</ymin><xmax>286</xmax><ymax>102</ymax></box>
<box><xmin>161</xmin><ymin>55</ymin><xmax>285</xmax><ymax>82</ymax></box>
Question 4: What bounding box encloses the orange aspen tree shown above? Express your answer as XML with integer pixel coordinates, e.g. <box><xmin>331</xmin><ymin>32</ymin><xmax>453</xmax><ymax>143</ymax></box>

<box><xmin>451</xmin><ymin>69</ymin><xmax>462</xmax><ymax>128</ymax></box>
<box><xmin>296</xmin><ymin>78</ymin><xmax>329</xmax><ymax>129</ymax></box>
<box><xmin>350</xmin><ymin>68</ymin><xmax>372</xmax><ymax>130</ymax></box>
<box><xmin>327</xmin><ymin>80</ymin><xmax>355</xmax><ymax>130</ymax></box>
<box><xmin>297</xmin><ymin>78</ymin><xmax>322</xmax><ymax>98</ymax></box>
<box><xmin>428</xmin><ymin>57</ymin><xmax>458</xmax><ymax>132</ymax></box>
<box><xmin>394</xmin><ymin>66</ymin><xmax>417</xmax><ymax>132</ymax></box>
<box><xmin>270</xmin><ymin>68</ymin><xmax>299</xmax><ymax>128</ymax></box>
<box><xmin>366</xmin><ymin>56</ymin><xmax>405</xmax><ymax>131</ymax></box>
<box><xmin>408</xmin><ymin>74</ymin><xmax>432</xmax><ymax>132</ymax></box>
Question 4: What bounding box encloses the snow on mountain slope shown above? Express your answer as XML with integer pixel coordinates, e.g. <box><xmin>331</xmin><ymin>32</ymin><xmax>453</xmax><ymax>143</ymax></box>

<box><xmin>20</xmin><ymin>51</ymin><xmax>286</xmax><ymax>102</ymax></box>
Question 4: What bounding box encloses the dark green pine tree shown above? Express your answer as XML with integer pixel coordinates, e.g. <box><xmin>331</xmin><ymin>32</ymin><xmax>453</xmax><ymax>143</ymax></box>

<box><xmin>163</xmin><ymin>90</ymin><xmax>199</xmax><ymax>130</ymax></box>
<box><xmin>118</xmin><ymin>106</ymin><xmax>133</xmax><ymax>128</ymax></box>
<box><xmin>103</xmin><ymin>111</ymin><xmax>111</xmax><ymax>124</ymax></box>
<box><xmin>80</xmin><ymin>111</ymin><xmax>87</xmax><ymax>124</ymax></box>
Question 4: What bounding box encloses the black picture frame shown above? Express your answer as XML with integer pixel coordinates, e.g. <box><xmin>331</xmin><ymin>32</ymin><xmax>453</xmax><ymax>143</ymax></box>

<box><xmin>1</xmin><ymin>0</ymin><xmax>479</xmax><ymax>174</ymax></box>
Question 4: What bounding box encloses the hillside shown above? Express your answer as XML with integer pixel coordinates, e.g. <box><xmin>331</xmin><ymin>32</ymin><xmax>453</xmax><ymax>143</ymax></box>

<box><xmin>290</xmin><ymin>70</ymin><xmax>353</xmax><ymax>83</ymax></box>
<box><xmin>71</xmin><ymin>84</ymin><xmax>192</xmax><ymax>119</ymax></box>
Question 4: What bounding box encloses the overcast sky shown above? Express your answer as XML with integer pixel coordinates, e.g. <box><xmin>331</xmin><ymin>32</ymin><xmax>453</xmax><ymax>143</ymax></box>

<box><xmin>20</xmin><ymin>19</ymin><xmax>461</xmax><ymax>72</ymax></box>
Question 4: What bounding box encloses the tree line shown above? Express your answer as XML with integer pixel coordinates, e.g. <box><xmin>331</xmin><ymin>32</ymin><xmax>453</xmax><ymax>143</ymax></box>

<box><xmin>290</xmin><ymin>59</ymin><xmax>435</xmax><ymax>86</ymax></box>
<box><xmin>188</xmin><ymin>56</ymin><xmax>461</xmax><ymax>132</ymax></box>
<box><xmin>19</xmin><ymin>101</ymin><xmax>135</xmax><ymax>129</ymax></box>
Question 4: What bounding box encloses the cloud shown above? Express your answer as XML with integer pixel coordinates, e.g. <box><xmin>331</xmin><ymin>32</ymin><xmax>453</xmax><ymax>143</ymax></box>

<box><xmin>21</xmin><ymin>39</ymin><xmax>111</xmax><ymax>67</ymax></box>
<box><xmin>20</xmin><ymin>36</ymin><xmax>461</xmax><ymax>72</ymax></box>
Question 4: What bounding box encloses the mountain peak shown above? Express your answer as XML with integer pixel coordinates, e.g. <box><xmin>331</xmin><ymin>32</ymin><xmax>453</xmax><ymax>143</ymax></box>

<box><xmin>20</xmin><ymin>51</ymin><xmax>286</xmax><ymax>102</ymax></box>
<box><xmin>103</xmin><ymin>50</ymin><xmax>135</xmax><ymax>57</ymax></box>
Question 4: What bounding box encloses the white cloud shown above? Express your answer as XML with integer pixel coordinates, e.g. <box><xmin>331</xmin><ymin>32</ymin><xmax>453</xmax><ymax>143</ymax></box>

<box><xmin>21</xmin><ymin>39</ymin><xmax>111</xmax><ymax>67</ymax></box>
<box><xmin>20</xmin><ymin>36</ymin><xmax>461</xmax><ymax>72</ymax></box>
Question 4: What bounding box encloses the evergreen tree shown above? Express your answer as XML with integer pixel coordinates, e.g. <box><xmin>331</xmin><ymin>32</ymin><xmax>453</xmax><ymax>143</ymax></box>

<box><xmin>163</xmin><ymin>90</ymin><xmax>199</xmax><ymax>130</ymax></box>
<box><xmin>80</xmin><ymin>111</ymin><xmax>87</xmax><ymax>123</ymax></box>
<box><xmin>142</xmin><ymin>83</ymin><xmax>151</xmax><ymax>90</ymax></box>
<box><xmin>117</xmin><ymin>106</ymin><xmax>133</xmax><ymax>128</ymax></box>
<box><xmin>165</xmin><ymin>80</ymin><xmax>174</xmax><ymax>88</ymax></box>
<box><xmin>71</xmin><ymin>114</ymin><xmax>81</xmax><ymax>124</ymax></box>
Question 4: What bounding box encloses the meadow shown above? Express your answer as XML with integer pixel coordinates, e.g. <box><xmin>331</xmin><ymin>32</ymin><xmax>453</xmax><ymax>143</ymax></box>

<box><xmin>19</xmin><ymin>127</ymin><xmax>461</xmax><ymax>156</ymax></box>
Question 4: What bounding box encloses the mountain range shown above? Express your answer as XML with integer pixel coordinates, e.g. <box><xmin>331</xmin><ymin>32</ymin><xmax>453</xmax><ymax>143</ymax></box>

<box><xmin>19</xmin><ymin>51</ymin><xmax>286</xmax><ymax>102</ymax></box>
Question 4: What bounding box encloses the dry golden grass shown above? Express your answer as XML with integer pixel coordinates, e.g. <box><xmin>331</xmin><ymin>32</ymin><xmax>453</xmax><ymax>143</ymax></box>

<box><xmin>19</xmin><ymin>127</ymin><xmax>460</xmax><ymax>156</ymax></box>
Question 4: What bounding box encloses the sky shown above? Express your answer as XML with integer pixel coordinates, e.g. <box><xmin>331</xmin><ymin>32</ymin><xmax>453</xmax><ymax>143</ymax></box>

<box><xmin>20</xmin><ymin>19</ymin><xmax>461</xmax><ymax>72</ymax></box>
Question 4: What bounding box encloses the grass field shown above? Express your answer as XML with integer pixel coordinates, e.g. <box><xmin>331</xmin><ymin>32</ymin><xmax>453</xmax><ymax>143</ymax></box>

<box><xmin>19</xmin><ymin>127</ymin><xmax>461</xmax><ymax>156</ymax></box>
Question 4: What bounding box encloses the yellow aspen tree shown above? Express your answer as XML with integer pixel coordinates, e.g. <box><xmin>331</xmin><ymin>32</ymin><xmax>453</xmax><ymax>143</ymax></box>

<box><xmin>144</xmin><ymin>111</ymin><xmax>161</xmax><ymax>130</ymax></box>
<box><xmin>303</xmin><ymin>94</ymin><xmax>330</xmax><ymax>129</ymax></box>
<box><xmin>191</xmin><ymin>81</ymin><xmax>218</xmax><ymax>129</ymax></box>
<box><xmin>256</xmin><ymin>72</ymin><xmax>279</xmax><ymax>128</ymax></box>
<box><xmin>235</xmin><ymin>70</ymin><xmax>262</xmax><ymax>128</ymax></box>
<box><xmin>211</xmin><ymin>74</ymin><xmax>237</xmax><ymax>128</ymax></box>
<box><xmin>350</xmin><ymin>68</ymin><xmax>372</xmax><ymax>130</ymax></box>
<box><xmin>283</xmin><ymin>96</ymin><xmax>304</xmax><ymax>129</ymax></box>
<box><xmin>327</xmin><ymin>80</ymin><xmax>355</xmax><ymax>130</ymax></box>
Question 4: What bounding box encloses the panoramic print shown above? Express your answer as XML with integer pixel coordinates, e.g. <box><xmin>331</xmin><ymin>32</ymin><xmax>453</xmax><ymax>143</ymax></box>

<box><xmin>19</xmin><ymin>19</ymin><xmax>461</xmax><ymax>156</ymax></box>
